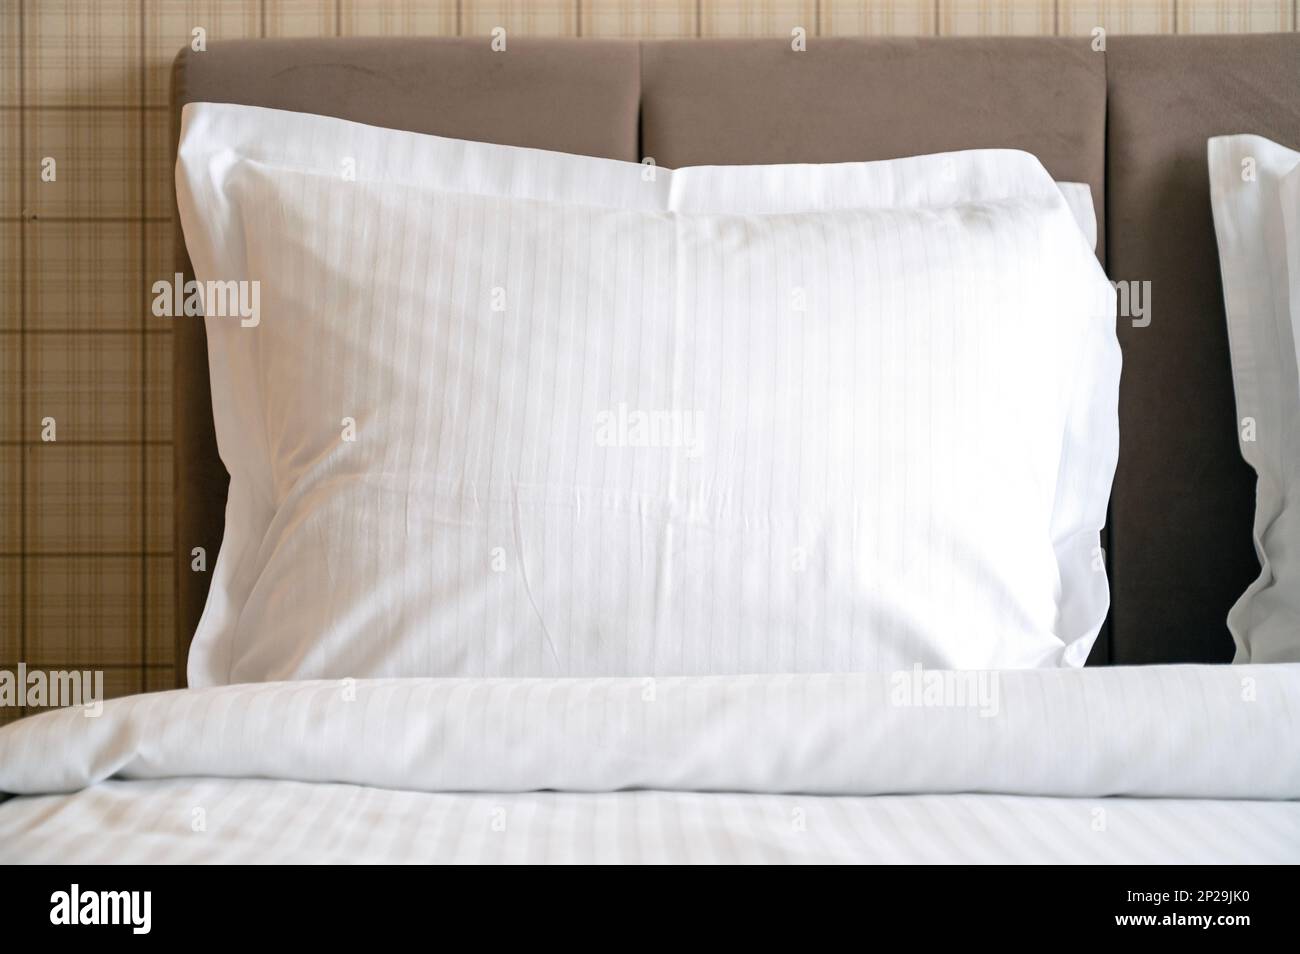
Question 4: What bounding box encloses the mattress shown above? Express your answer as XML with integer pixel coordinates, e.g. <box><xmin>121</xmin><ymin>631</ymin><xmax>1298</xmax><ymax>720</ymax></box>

<box><xmin>2</xmin><ymin>663</ymin><xmax>1297</xmax><ymax>864</ymax></box>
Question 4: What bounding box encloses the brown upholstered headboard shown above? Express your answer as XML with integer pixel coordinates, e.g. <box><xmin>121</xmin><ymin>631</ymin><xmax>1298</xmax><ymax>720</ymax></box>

<box><xmin>171</xmin><ymin>35</ymin><xmax>1300</xmax><ymax>685</ymax></box>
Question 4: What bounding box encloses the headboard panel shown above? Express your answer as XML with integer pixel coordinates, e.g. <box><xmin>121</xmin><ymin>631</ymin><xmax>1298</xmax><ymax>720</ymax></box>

<box><xmin>1106</xmin><ymin>35</ymin><xmax>1300</xmax><ymax>663</ymax></box>
<box><xmin>171</xmin><ymin>35</ymin><xmax>1300</xmax><ymax>683</ymax></box>
<box><xmin>640</xmin><ymin>38</ymin><xmax>1106</xmax><ymax>252</ymax></box>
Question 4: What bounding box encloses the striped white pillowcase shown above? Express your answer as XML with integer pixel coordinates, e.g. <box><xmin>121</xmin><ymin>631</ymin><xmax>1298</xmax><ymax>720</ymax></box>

<box><xmin>177</xmin><ymin>103</ymin><xmax>1118</xmax><ymax>683</ymax></box>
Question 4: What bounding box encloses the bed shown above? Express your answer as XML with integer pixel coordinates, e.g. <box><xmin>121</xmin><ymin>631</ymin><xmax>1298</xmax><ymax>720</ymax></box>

<box><xmin>1</xmin><ymin>34</ymin><xmax>1298</xmax><ymax>865</ymax></box>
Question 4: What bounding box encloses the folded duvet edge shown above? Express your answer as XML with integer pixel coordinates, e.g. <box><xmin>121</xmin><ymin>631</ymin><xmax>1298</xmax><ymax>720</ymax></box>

<box><xmin>1</xmin><ymin>664</ymin><xmax>1296</xmax><ymax>801</ymax></box>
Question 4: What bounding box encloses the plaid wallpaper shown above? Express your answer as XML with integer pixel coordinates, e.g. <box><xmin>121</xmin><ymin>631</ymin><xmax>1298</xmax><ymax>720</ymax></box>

<box><xmin>0</xmin><ymin>0</ymin><xmax>1296</xmax><ymax>723</ymax></box>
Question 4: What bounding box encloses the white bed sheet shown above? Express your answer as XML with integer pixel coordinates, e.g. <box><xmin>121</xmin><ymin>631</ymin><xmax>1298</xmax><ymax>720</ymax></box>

<box><xmin>2</xmin><ymin>781</ymin><xmax>1295</xmax><ymax>864</ymax></box>
<box><xmin>2</xmin><ymin>664</ymin><xmax>1297</xmax><ymax>863</ymax></box>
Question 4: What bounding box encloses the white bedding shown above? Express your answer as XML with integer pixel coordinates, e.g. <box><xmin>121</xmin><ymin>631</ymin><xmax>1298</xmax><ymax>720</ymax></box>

<box><xmin>2</xmin><ymin>664</ymin><xmax>1297</xmax><ymax>863</ymax></box>
<box><xmin>4</xmin><ymin>783</ymin><xmax>1295</xmax><ymax>864</ymax></box>
<box><xmin>179</xmin><ymin>103</ymin><xmax>1119</xmax><ymax>684</ymax></box>
<box><xmin>1209</xmin><ymin>134</ymin><xmax>1300</xmax><ymax>664</ymax></box>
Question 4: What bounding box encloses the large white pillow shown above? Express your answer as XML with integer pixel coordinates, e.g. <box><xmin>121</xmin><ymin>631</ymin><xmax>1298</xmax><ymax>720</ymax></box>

<box><xmin>177</xmin><ymin>103</ymin><xmax>1118</xmax><ymax>684</ymax></box>
<box><xmin>1209</xmin><ymin>134</ymin><xmax>1300</xmax><ymax>663</ymax></box>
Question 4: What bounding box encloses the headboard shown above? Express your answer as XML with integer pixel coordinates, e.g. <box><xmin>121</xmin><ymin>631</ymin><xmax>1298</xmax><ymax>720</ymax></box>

<box><xmin>171</xmin><ymin>35</ymin><xmax>1300</xmax><ymax>685</ymax></box>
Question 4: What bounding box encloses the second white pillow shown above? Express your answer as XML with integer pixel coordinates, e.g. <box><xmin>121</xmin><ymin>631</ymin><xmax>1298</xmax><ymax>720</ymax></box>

<box><xmin>1209</xmin><ymin>133</ymin><xmax>1300</xmax><ymax>663</ymax></box>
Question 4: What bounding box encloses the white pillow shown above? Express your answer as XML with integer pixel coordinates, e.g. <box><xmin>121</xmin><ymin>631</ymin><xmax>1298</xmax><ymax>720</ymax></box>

<box><xmin>1209</xmin><ymin>134</ymin><xmax>1300</xmax><ymax>663</ymax></box>
<box><xmin>177</xmin><ymin>103</ymin><xmax>1118</xmax><ymax>685</ymax></box>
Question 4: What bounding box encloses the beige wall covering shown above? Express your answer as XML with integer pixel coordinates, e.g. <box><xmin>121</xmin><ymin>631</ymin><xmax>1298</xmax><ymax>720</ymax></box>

<box><xmin>0</xmin><ymin>0</ymin><xmax>1296</xmax><ymax>722</ymax></box>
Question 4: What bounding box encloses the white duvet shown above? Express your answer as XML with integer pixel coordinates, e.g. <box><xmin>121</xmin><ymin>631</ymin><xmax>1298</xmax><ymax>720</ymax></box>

<box><xmin>2</xmin><ymin>664</ymin><xmax>1298</xmax><ymax>863</ymax></box>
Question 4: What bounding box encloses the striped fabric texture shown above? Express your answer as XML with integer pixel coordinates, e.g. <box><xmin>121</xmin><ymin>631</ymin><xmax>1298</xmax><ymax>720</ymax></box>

<box><xmin>5</xmin><ymin>664</ymin><xmax>1298</xmax><ymax>798</ymax></box>
<box><xmin>1209</xmin><ymin>135</ymin><xmax>1300</xmax><ymax>664</ymax></box>
<box><xmin>5</xmin><ymin>783</ymin><xmax>1298</xmax><ymax>863</ymax></box>
<box><xmin>177</xmin><ymin>104</ymin><xmax>1117</xmax><ymax>683</ymax></box>
<box><xmin>2</xmin><ymin>663</ymin><xmax>1298</xmax><ymax>862</ymax></box>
